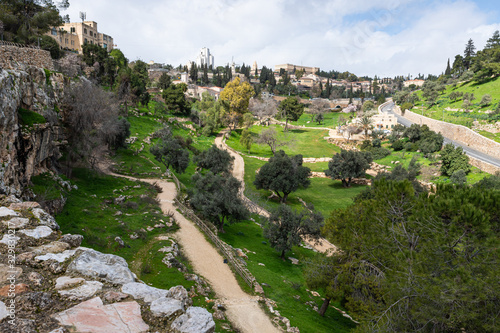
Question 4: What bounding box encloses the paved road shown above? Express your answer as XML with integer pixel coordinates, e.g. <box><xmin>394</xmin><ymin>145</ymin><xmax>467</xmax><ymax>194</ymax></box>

<box><xmin>381</xmin><ymin>102</ymin><xmax>500</xmax><ymax>168</ymax></box>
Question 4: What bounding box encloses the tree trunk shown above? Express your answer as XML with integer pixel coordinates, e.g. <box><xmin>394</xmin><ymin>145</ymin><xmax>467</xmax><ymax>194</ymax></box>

<box><xmin>282</xmin><ymin>193</ymin><xmax>289</xmax><ymax>203</ymax></box>
<box><xmin>318</xmin><ymin>297</ymin><xmax>331</xmax><ymax>316</ymax></box>
<box><xmin>281</xmin><ymin>249</ymin><xmax>286</xmax><ymax>261</ymax></box>
<box><xmin>341</xmin><ymin>179</ymin><xmax>347</xmax><ymax>187</ymax></box>
<box><xmin>347</xmin><ymin>177</ymin><xmax>352</xmax><ymax>187</ymax></box>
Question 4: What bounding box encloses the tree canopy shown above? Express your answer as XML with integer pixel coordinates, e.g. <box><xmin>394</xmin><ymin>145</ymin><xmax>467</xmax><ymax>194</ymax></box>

<box><xmin>162</xmin><ymin>83</ymin><xmax>190</xmax><ymax>115</ymax></box>
<box><xmin>254</xmin><ymin>150</ymin><xmax>311</xmax><ymax>203</ymax></box>
<box><xmin>150</xmin><ymin>127</ymin><xmax>189</xmax><ymax>174</ymax></box>
<box><xmin>440</xmin><ymin>143</ymin><xmax>470</xmax><ymax>176</ymax></box>
<box><xmin>318</xmin><ymin>179</ymin><xmax>499</xmax><ymax>331</ymax></box>
<box><xmin>325</xmin><ymin>150</ymin><xmax>372</xmax><ymax>187</ymax></box>
<box><xmin>278</xmin><ymin>96</ymin><xmax>304</xmax><ymax>131</ymax></box>
<box><xmin>264</xmin><ymin>204</ymin><xmax>323</xmax><ymax>260</ymax></box>
<box><xmin>190</xmin><ymin>172</ymin><xmax>248</xmax><ymax>233</ymax></box>
<box><xmin>219</xmin><ymin>77</ymin><xmax>255</xmax><ymax>130</ymax></box>
<box><xmin>193</xmin><ymin>144</ymin><xmax>233</xmax><ymax>175</ymax></box>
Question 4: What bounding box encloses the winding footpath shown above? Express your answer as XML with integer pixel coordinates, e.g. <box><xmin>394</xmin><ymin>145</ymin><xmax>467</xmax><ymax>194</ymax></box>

<box><xmin>214</xmin><ymin>132</ymin><xmax>338</xmax><ymax>254</ymax></box>
<box><xmin>101</xmin><ymin>166</ymin><xmax>279</xmax><ymax>333</ymax></box>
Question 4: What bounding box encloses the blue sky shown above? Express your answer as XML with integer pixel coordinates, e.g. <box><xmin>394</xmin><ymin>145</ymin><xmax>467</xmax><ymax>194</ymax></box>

<box><xmin>63</xmin><ymin>0</ymin><xmax>500</xmax><ymax>78</ymax></box>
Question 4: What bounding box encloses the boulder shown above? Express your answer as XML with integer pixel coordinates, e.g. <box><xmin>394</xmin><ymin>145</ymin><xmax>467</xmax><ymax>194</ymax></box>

<box><xmin>103</xmin><ymin>291</ymin><xmax>129</xmax><ymax>303</ymax></box>
<box><xmin>58</xmin><ymin>281</ymin><xmax>103</xmax><ymax>300</ymax></box>
<box><xmin>67</xmin><ymin>249</ymin><xmax>135</xmax><ymax>285</ymax></box>
<box><xmin>53</xmin><ymin>297</ymin><xmax>149</xmax><ymax>333</ymax></box>
<box><xmin>150</xmin><ymin>297</ymin><xmax>184</xmax><ymax>318</ymax></box>
<box><xmin>3</xmin><ymin>217</ymin><xmax>29</xmax><ymax>229</ymax></box>
<box><xmin>19</xmin><ymin>226</ymin><xmax>53</xmax><ymax>239</ymax></box>
<box><xmin>168</xmin><ymin>285</ymin><xmax>192</xmax><ymax>308</ymax></box>
<box><xmin>121</xmin><ymin>282</ymin><xmax>169</xmax><ymax>303</ymax></box>
<box><xmin>171</xmin><ymin>306</ymin><xmax>215</xmax><ymax>333</ymax></box>
<box><xmin>32</xmin><ymin>208</ymin><xmax>59</xmax><ymax>230</ymax></box>
<box><xmin>59</xmin><ymin>234</ymin><xmax>83</xmax><ymax>248</ymax></box>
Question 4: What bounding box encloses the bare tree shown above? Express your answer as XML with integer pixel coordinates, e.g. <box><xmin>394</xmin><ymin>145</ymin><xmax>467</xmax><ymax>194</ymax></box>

<box><xmin>62</xmin><ymin>81</ymin><xmax>123</xmax><ymax>171</ymax></box>
<box><xmin>249</xmin><ymin>95</ymin><xmax>277</xmax><ymax>124</ymax></box>
<box><xmin>256</xmin><ymin>127</ymin><xmax>294</xmax><ymax>155</ymax></box>
<box><xmin>308</xmin><ymin>99</ymin><xmax>330</xmax><ymax>122</ymax></box>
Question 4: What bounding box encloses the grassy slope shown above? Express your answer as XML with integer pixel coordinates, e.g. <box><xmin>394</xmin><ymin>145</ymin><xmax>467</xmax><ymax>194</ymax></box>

<box><xmin>413</xmin><ymin>77</ymin><xmax>500</xmax><ymax>142</ymax></box>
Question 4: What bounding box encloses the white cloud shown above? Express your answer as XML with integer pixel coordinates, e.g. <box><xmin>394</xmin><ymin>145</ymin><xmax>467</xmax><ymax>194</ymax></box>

<box><xmin>63</xmin><ymin>0</ymin><xmax>500</xmax><ymax>77</ymax></box>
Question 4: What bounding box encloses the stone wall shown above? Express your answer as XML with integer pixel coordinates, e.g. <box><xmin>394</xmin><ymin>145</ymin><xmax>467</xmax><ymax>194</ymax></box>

<box><xmin>469</xmin><ymin>156</ymin><xmax>500</xmax><ymax>174</ymax></box>
<box><xmin>393</xmin><ymin>105</ymin><xmax>500</xmax><ymax>160</ymax></box>
<box><xmin>0</xmin><ymin>45</ymin><xmax>54</xmax><ymax>71</ymax></box>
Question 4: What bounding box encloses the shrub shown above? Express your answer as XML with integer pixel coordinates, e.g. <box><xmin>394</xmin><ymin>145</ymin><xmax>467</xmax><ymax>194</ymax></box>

<box><xmin>450</xmin><ymin>169</ymin><xmax>467</xmax><ymax>186</ymax></box>
<box><xmin>372</xmin><ymin>138</ymin><xmax>381</xmax><ymax>148</ymax></box>
<box><xmin>392</xmin><ymin>139</ymin><xmax>405</xmax><ymax>151</ymax></box>
<box><xmin>369</xmin><ymin>147</ymin><xmax>391</xmax><ymax>160</ymax></box>
<box><xmin>404</xmin><ymin>142</ymin><xmax>418</xmax><ymax>152</ymax></box>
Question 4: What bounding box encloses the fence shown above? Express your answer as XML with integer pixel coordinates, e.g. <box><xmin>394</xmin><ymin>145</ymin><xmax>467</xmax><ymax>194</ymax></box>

<box><xmin>170</xmin><ymin>173</ymin><xmax>256</xmax><ymax>288</ymax></box>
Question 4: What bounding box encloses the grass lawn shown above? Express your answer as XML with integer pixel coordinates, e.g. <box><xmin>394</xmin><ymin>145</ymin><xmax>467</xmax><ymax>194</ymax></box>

<box><xmin>219</xmin><ymin>220</ymin><xmax>357</xmax><ymax>333</ymax></box>
<box><xmin>242</xmin><ymin>156</ymin><xmax>364</xmax><ymax>217</ymax></box>
<box><xmin>288</xmin><ymin>111</ymin><xmax>351</xmax><ymax>128</ymax></box>
<box><xmin>304</xmin><ymin>162</ymin><xmax>330</xmax><ymax>172</ymax></box>
<box><xmin>226</xmin><ymin>125</ymin><xmax>340</xmax><ymax>158</ymax></box>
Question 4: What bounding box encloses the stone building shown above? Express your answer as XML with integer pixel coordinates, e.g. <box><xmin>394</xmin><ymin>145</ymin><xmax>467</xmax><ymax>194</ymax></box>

<box><xmin>274</xmin><ymin>63</ymin><xmax>319</xmax><ymax>75</ymax></box>
<box><xmin>196</xmin><ymin>47</ymin><xmax>214</xmax><ymax>68</ymax></box>
<box><xmin>46</xmin><ymin>21</ymin><xmax>114</xmax><ymax>54</ymax></box>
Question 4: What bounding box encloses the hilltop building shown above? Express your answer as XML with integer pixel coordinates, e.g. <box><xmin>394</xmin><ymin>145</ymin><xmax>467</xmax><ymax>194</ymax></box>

<box><xmin>403</xmin><ymin>79</ymin><xmax>425</xmax><ymax>88</ymax></box>
<box><xmin>46</xmin><ymin>21</ymin><xmax>114</xmax><ymax>54</ymax></box>
<box><xmin>196</xmin><ymin>47</ymin><xmax>214</xmax><ymax>68</ymax></box>
<box><xmin>274</xmin><ymin>63</ymin><xmax>319</xmax><ymax>75</ymax></box>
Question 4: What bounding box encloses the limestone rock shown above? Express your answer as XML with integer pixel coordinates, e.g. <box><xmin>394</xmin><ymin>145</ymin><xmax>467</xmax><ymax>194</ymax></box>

<box><xmin>150</xmin><ymin>297</ymin><xmax>184</xmax><ymax>318</ymax></box>
<box><xmin>19</xmin><ymin>226</ymin><xmax>53</xmax><ymax>239</ymax></box>
<box><xmin>59</xmin><ymin>234</ymin><xmax>83</xmax><ymax>247</ymax></box>
<box><xmin>103</xmin><ymin>291</ymin><xmax>129</xmax><ymax>303</ymax></box>
<box><xmin>30</xmin><ymin>241</ymin><xmax>70</xmax><ymax>255</ymax></box>
<box><xmin>32</xmin><ymin>208</ymin><xmax>59</xmax><ymax>230</ymax></box>
<box><xmin>121</xmin><ymin>282</ymin><xmax>169</xmax><ymax>303</ymax></box>
<box><xmin>0</xmin><ymin>234</ymin><xmax>20</xmax><ymax>246</ymax></box>
<box><xmin>58</xmin><ymin>281</ymin><xmax>103</xmax><ymax>300</ymax></box>
<box><xmin>288</xmin><ymin>257</ymin><xmax>299</xmax><ymax>265</ymax></box>
<box><xmin>35</xmin><ymin>249</ymin><xmax>77</xmax><ymax>263</ymax></box>
<box><xmin>0</xmin><ymin>207</ymin><xmax>19</xmax><ymax>217</ymax></box>
<box><xmin>0</xmin><ymin>263</ymin><xmax>22</xmax><ymax>283</ymax></box>
<box><xmin>3</xmin><ymin>217</ymin><xmax>29</xmax><ymax>229</ymax></box>
<box><xmin>254</xmin><ymin>283</ymin><xmax>264</xmax><ymax>294</ymax></box>
<box><xmin>168</xmin><ymin>285</ymin><xmax>192</xmax><ymax>308</ymax></box>
<box><xmin>55</xmin><ymin>276</ymin><xmax>85</xmax><ymax>290</ymax></box>
<box><xmin>171</xmin><ymin>306</ymin><xmax>215</xmax><ymax>333</ymax></box>
<box><xmin>53</xmin><ymin>297</ymin><xmax>149</xmax><ymax>333</ymax></box>
<box><xmin>0</xmin><ymin>301</ymin><xmax>9</xmax><ymax>321</ymax></box>
<box><xmin>114</xmin><ymin>236</ymin><xmax>125</xmax><ymax>247</ymax></box>
<box><xmin>67</xmin><ymin>249</ymin><xmax>135</xmax><ymax>285</ymax></box>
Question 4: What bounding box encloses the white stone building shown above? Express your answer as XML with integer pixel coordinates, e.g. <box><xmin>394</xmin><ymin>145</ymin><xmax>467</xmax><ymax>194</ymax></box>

<box><xmin>196</xmin><ymin>47</ymin><xmax>214</xmax><ymax>68</ymax></box>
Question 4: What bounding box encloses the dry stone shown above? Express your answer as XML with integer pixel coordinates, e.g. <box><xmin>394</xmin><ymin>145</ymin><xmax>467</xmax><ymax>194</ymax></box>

<box><xmin>3</xmin><ymin>217</ymin><xmax>29</xmax><ymax>229</ymax></box>
<box><xmin>58</xmin><ymin>281</ymin><xmax>103</xmax><ymax>300</ymax></box>
<box><xmin>0</xmin><ymin>234</ymin><xmax>20</xmax><ymax>246</ymax></box>
<box><xmin>19</xmin><ymin>226</ymin><xmax>53</xmax><ymax>239</ymax></box>
<box><xmin>55</xmin><ymin>276</ymin><xmax>85</xmax><ymax>290</ymax></box>
<box><xmin>59</xmin><ymin>234</ymin><xmax>83</xmax><ymax>247</ymax></box>
<box><xmin>150</xmin><ymin>297</ymin><xmax>184</xmax><ymax>318</ymax></box>
<box><xmin>30</xmin><ymin>241</ymin><xmax>70</xmax><ymax>255</ymax></box>
<box><xmin>171</xmin><ymin>306</ymin><xmax>215</xmax><ymax>333</ymax></box>
<box><xmin>52</xmin><ymin>297</ymin><xmax>149</xmax><ymax>333</ymax></box>
<box><xmin>67</xmin><ymin>249</ymin><xmax>136</xmax><ymax>285</ymax></box>
<box><xmin>0</xmin><ymin>207</ymin><xmax>19</xmax><ymax>217</ymax></box>
<box><xmin>0</xmin><ymin>301</ymin><xmax>9</xmax><ymax>321</ymax></box>
<box><xmin>0</xmin><ymin>263</ymin><xmax>22</xmax><ymax>283</ymax></box>
<box><xmin>8</xmin><ymin>201</ymin><xmax>40</xmax><ymax>210</ymax></box>
<box><xmin>36</xmin><ymin>249</ymin><xmax>77</xmax><ymax>263</ymax></box>
<box><xmin>168</xmin><ymin>285</ymin><xmax>192</xmax><ymax>308</ymax></box>
<box><xmin>32</xmin><ymin>208</ymin><xmax>59</xmax><ymax>230</ymax></box>
<box><xmin>121</xmin><ymin>282</ymin><xmax>169</xmax><ymax>303</ymax></box>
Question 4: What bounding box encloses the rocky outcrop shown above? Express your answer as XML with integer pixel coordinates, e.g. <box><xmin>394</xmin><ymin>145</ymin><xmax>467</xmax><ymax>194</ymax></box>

<box><xmin>0</xmin><ymin>195</ymin><xmax>215</xmax><ymax>332</ymax></box>
<box><xmin>0</xmin><ymin>68</ymin><xmax>67</xmax><ymax>196</ymax></box>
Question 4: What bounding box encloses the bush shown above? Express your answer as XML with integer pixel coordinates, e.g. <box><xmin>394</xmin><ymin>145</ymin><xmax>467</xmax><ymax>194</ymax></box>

<box><xmin>40</xmin><ymin>35</ymin><xmax>63</xmax><ymax>59</ymax></box>
<box><xmin>450</xmin><ymin>169</ymin><xmax>467</xmax><ymax>186</ymax></box>
<box><xmin>372</xmin><ymin>138</ymin><xmax>381</xmax><ymax>148</ymax></box>
<box><xmin>368</xmin><ymin>147</ymin><xmax>391</xmax><ymax>160</ymax></box>
<box><xmin>360</xmin><ymin>140</ymin><xmax>372</xmax><ymax>150</ymax></box>
<box><xmin>392</xmin><ymin>139</ymin><xmax>405</xmax><ymax>151</ymax></box>
<box><xmin>404</xmin><ymin>142</ymin><xmax>418</xmax><ymax>152</ymax></box>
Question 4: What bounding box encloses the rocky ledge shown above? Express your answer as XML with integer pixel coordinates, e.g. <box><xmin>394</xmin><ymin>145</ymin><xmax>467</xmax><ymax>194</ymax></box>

<box><xmin>0</xmin><ymin>195</ymin><xmax>215</xmax><ymax>333</ymax></box>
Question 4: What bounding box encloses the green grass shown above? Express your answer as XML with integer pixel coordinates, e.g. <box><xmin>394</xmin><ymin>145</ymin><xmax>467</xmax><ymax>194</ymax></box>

<box><xmin>289</xmin><ymin>111</ymin><xmax>350</xmax><ymax>128</ymax></box>
<box><xmin>411</xmin><ymin>77</ymin><xmax>500</xmax><ymax>134</ymax></box>
<box><xmin>18</xmin><ymin>107</ymin><xmax>46</xmax><ymax>127</ymax></box>
<box><xmin>242</xmin><ymin>156</ymin><xmax>364</xmax><ymax>217</ymax></box>
<box><xmin>304</xmin><ymin>162</ymin><xmax>330</xmax><ymax>172</ymax></box>
<box><xmin>226</xmin><ymin>125</ymin><xmax>340</xmax><ymax>158</ymax></box>
<box><xmin>477</xmin><ymin>130</ymin><xmax>500</xmax><ymax>143</ymax></box>
<box><xmin>219</xmin><ymin>220</ymin><xmax>357</xmax><ymax>333</ymax></box>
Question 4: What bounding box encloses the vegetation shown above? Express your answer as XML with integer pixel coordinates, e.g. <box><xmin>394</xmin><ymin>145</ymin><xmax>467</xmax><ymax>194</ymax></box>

<box><xmin>325</xmin><ymin>150</ymin><xmax>372</xmax><ymax>187</ymax></box>
<box><xmin>193</xmin><ymin>144</ymin><xmax>233</xmax><ymax>175</ymax></box>
<box><xmin>440</xmin><ymin>143</ymin><xmax>470</xmax><ymax>176</ymax></box>
<box><xmin>150</xmin><ymin>126</ymin><xmax>190</xmax><ymax>174</ymax></box>
<box><xmin>321</xmin><ymin>179</ymin><xmax>499</xmax><ymax>332</ymax></box>
<box><xmin>18</xmin><ymin>107</ymin><xmax>46</xmax><ymax>127</ymax></box>
<box><xmin>278</xmin><ymin>96</ymin><xmax>305</xmax><ymax>131</ymax></box>
<box><xmin>254</xmin><ymin>150</ymin><xmax>311</xmax><ymax>203</ymax></box>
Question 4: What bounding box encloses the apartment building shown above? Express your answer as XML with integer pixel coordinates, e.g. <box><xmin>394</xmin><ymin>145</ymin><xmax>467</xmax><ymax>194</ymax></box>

<box><xmin>46</xmin><ymin>21</ymin><xmax>114</xmax><ymax>54</ymax></box>
<box><xmin>274</xmin><ymin>63</ymin><xmax>320</xmax><ymax>75</ymax></box>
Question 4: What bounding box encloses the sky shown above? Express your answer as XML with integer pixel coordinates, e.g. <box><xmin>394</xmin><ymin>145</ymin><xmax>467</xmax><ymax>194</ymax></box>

<box><xmin>62</xmin><ymin>0</ymin><xmax>500</xmax><ymax>78</ymax></box>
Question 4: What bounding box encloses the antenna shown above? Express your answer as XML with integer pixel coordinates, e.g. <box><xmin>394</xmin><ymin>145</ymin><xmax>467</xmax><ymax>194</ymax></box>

<box><xmin>79</xmin><ymin>12</ymin><xmax>86</xmax><ymax>22</ymax></box>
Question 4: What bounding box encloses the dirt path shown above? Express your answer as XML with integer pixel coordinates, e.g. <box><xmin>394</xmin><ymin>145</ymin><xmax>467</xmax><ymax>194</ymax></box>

<box><xmin>144</xmin><ymin>179</ymin><xmax>279</xmax><ymax>333</ymax></box>
<box><xmin>100</xmin><ymin>162</ymin><xmax>278</xmax><ymax>333</ymax></box>
<box><xmin>215</xmin><ymin>132</ymin><xmax>338</xmax><ymax>254</ymax></box>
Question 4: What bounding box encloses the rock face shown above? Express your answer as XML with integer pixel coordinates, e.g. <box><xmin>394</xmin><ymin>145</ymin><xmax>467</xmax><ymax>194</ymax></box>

<box><xmin>0</xmin><ymin>68</ymin><xmax>67</xmax><ymax>196</ymax></box>
<box><xmin>0</xmin><ymin>197</ymin><xmax>215</xmax><ymax>332</ymax></box>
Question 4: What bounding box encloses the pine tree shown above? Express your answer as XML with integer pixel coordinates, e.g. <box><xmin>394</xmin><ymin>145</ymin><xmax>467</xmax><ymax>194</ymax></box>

<box><xmin>485</xmin><ymin>30</ymin><xmax>500</xmax><ymax>49</ymax></box>
<box><xmin>463</xmin><ymin>38</ymin><xmax>476</xmax><ymax>69</ymax></box>
<box><xmin>445</xmin><ymin>58</ymin><xmax>451</xmax><ymax>76</ymax></box>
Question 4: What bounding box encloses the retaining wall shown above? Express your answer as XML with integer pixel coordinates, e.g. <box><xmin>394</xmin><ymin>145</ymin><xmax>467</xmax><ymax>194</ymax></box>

<box><xmin>392</xmin><ymin>105</ymin><xmax>500</xmax><ymax>160</ymax></box>
<box><xmin>0</xmin><ymin>44</ymin><xmax>54</xmax><ymax>70</ymax></box>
